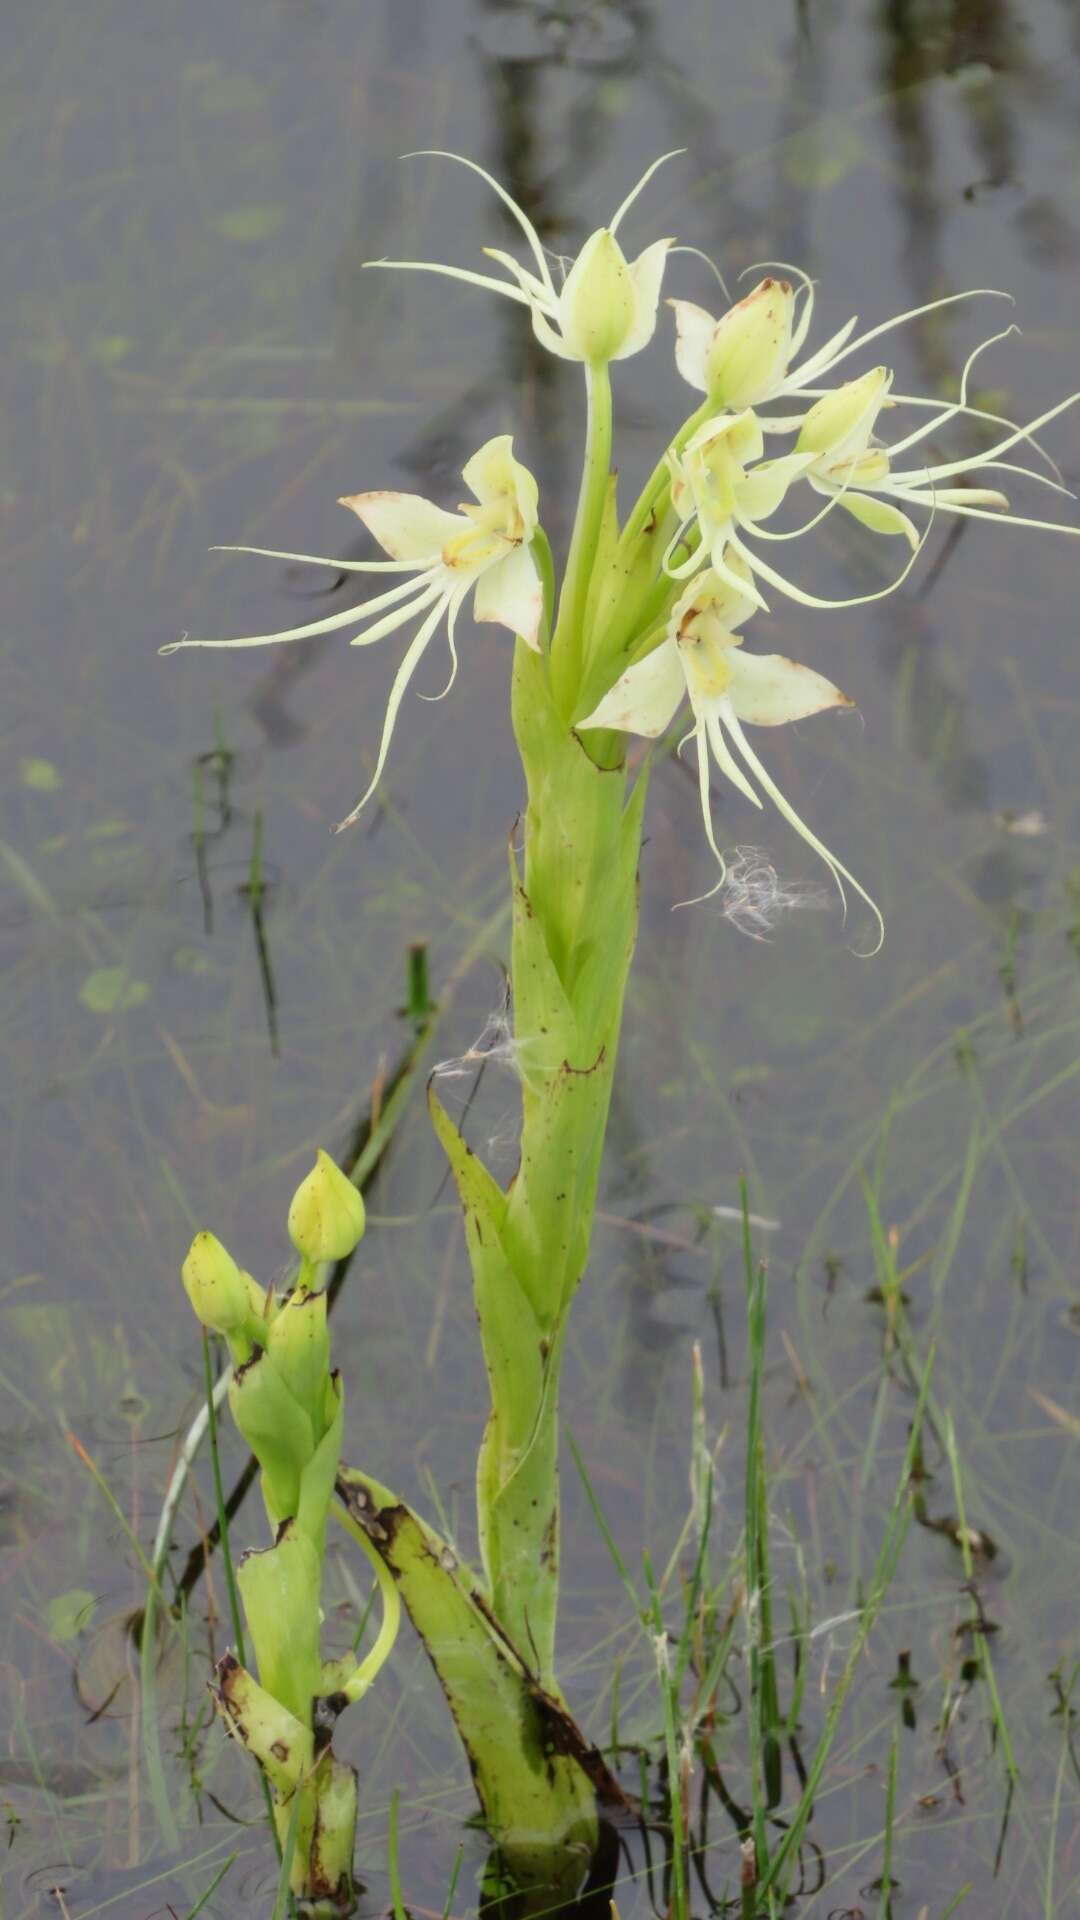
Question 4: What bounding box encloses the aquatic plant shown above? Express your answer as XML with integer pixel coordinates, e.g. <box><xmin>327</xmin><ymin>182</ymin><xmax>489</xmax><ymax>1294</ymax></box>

<box><xmin>168</xmin><ymin>151</ymin><xmax>1078</xmax><ymax>1901</ymax></box>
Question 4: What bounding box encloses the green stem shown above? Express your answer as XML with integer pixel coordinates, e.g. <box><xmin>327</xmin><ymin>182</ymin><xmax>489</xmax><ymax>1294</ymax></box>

<box><xmin>550</xmin><ymin>360</ymin><xmax>613</xmax><ymax>717</ymax></box>
<box><xmin>331</xmin><ymin>1501</ymin><xmax>402</xmax><ymax>1701</ymax></box>
<box><xmin>617</xmin><ymin>395</ymin><xmax>712</xmax><ymax>553</ymax></box>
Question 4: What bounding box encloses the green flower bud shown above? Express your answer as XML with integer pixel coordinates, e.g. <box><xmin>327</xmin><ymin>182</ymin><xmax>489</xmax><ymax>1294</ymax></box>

<box><xmin>703</xmin><ymin>277</ymin><xmax>795</xmax><ymax>408</ymax></box>
<box><xmin>182</xmin><ymin>1232</ymin><xmax>253</xmax><ymax>1342</ymax></box>
<box><xmin>558</xmin><ymin>229</ymin><xmax>637</xmax><ymax>365</ymax></box>
<box><xmin>287</xmin><ymin>1150</ymin><xmax>366</xmax><ymax>1266</ymax></box>
<box><xmin>796</xmin><ymin>366</ymin><xmax>891</xmax><ymax>463</ymax></box>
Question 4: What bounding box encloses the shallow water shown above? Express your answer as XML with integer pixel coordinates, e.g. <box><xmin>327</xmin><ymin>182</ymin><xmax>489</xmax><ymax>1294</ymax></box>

<box><xmin>2</xmin><ymin>2</ymin><xmax>1079</xmax><ymax>1916</ymax></box>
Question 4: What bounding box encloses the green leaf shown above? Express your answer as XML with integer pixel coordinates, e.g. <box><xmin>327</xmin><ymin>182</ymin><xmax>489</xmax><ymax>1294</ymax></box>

<box><xmin>214</xmin><ymin>1652</ymin><xmax>314</xmax><ymax>1791</ymax></box>
<box><xmin>19</xmin><ymin>758</ymin><xmax>61</xmax><ymax>792</ymax></box>
<box><xmin>336</xmin><ymin>1468</ymin><xmax>600</xmax><ymax>1893</ymax></box>
<box><xmin>228</xmin><ymin>1350</ymin><xmax>313</xmax><ymax>1529</ymax></box>
<box><xmin>78</xmin><ymin>968</ymin><xmax>150</xmax><ymax>1013</ymax></box>
<box><xmin>265</xmin><ymin>1290</ymin><xmax>330</xmax><ymax>1440</ymax></box>
<box><xmin>212</xmin><ymin>206</ymin><xmax>285</xmax><ymax>243</ymax></box>
<box><xmin>47</xmin><ymin>1587</ymin><xmax>97</xmax><ymax>1641</ymax></box>
<box><xmin>427</xmin><ymin>1090</ymin><xmax>542</xmax><ymax>1415</ymax></box>
<box><xmin>237</xmin><ymin>1522</ymin><xmax>323</xmax><ymax>1724</ymax></box>
<box><xmin>295</xmin><ymin>1374</ymin><xmax>344</xmax><ymax>1562</ymax></box>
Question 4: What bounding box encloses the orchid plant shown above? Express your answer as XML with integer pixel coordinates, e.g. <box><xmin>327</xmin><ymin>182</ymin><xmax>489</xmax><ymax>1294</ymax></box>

<box><xmin>181</xmin><ymin>1152</ymin><xmax>398</xmax><ymax>1917</ymax></box>
<box><xmin>170</xmin><ymin>152</ymin><xmax>1078</xmax><ymax>1903</ymax></box>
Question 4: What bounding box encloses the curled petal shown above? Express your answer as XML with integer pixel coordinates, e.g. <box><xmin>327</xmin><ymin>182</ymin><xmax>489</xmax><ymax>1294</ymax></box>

<box><xmin>669</xmin><ymin>299</ymin><xmax>716</xmax><ymax>392</ymax></box>
<box><xmin>725</xmin><ymin>650</ymin><xmax>855</xmax><ymax>727</ymax></box>
<box><xmin>334</xmin><ymin>593</ymin><xmax>450</xmax><ymax>830</ymax></box>
<box><xmin>461</xmin><ymin>435</ymin><xmax>539</xmax><ymax>536</ymax></box>
<box><xmin>613</xmin><ymin>237</ymin><xmax>675</xmax><ymax>360</ymax></box>
<box><xmin>578</xmin><ymin>636</ymin><xmax>685</xmax><ymax>737</ymax></box>
<box><xmin>789</xmin><ymin>290</ymin><xmax>1010</xmax><ymax>392</ymax></box>
<box><xmin>473</xmin><ymin>542</ymin><xmax>544</xmax><ymax>649</ymax></box>
<box><xmin>160</xmin><ymin>579</ymin><xmax>428</xmax><ymax>654</ymax></box>
<box><xmin>702</xmin><ymin>707</ymin><xmax>760</xmax><ymax>808</ymax></box>
<box><xmin>530</xmin><ymin>304</ymin><xmax>581</xmax><ymax>361</ymax></box>
<box><xmin>418</xmin><ymin>588</ymin><xmax>464</xmax><ymax>701</ymax></box>
<box><xmin>673</xmin><ymin>713</ymin><xmax>762</xmax><ymax>911</ymax></box>
<box><xmin>833</xmin><ymin>491</ymin><xmax>920</xmax><ymax>546</ymax></box>
<box><xmin>349</xmin><ymin>581</ymin><xmax>443</xmax><ymax>647</ymax></box>
<box><xmin>208</xmin><ymin>543</ymin><xmax>425</xmax><ymax>574</ymax></box>
<box><xmin>339</xmin><ymin>490</ymin><xmax>464</xmax><ymax>562</ymax></box>
<box><xmin>608</xmin><ymin>149</ymin><xmax>686</xmax><ymax>233</ymax></box>
<box><xmin>730</xmin><ymin>522</ymin><xmax>927</xmax><ymax>611</ymax></box>
<box><xmin>736</xmin><ymin>452</ymin><xmax>817</xmax><ymax>524</ymax></box>
<box><xmin>480</xmin><ymin>246</ymin><xmax>553</xmax><ymax>307</ymax></box>
<box><xmin>363</xmin><ymin>255</ymin><xmax>537</xmax><ymax>309</ymax></box>
<box><xmin>400</xmin><ymin>149</ymin><xmax>557</xmax><ymax>298</ymax></box>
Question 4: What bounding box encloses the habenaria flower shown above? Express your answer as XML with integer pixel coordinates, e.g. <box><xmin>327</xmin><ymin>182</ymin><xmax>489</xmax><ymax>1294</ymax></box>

<box><xmin>666</xmin><ymin>411</ymin><xmax>816</xmax><ymax>600</ymax></box>
<box><xmin>366</xmin><ymin>150</ymin><xmax>681</xmax><ymax>365</ymax></box>
<box><xmin>797</xmin><ymin>361</ymin><xmax>1080</xmax><ymax>547</ymax></box>
<box><xmin>663</xmin><ymin>410</ymin><xmax>925</xmax><ymax>617</ymax></box>
<box><xmin>670</xmin><ymin>268</ymin><xmax>1010</xmax><ymax>417</ymax></box>
<box><xmin>162</xmin><ymin>436</ymin><xmax>543</xmax><ymax>829</ymax></box>
<box><xmin>579</xmin><ymin>563</ymin><xmax>882</xmax><ymax>950</ymax></box>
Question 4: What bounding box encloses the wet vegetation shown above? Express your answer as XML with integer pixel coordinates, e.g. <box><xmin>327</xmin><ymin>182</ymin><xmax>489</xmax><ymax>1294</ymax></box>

<box><xmin>3</xmin><ymin>2</ymin><xmax>1079</xmax><ymax>1917</ymax></box>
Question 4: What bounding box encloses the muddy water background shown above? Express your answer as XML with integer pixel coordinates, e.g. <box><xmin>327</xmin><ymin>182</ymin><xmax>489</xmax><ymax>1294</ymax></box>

<box><xmin>2</xmin><ymin>2</ymin><xmax>1079</xmax><ymax>1916</ymax></box>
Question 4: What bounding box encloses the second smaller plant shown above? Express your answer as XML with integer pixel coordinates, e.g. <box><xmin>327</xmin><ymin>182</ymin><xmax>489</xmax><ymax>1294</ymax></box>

<box><xmin>182</xmin><ymin>1150</ymin><xmax>399</xmax><ymax>1919</ymax></box>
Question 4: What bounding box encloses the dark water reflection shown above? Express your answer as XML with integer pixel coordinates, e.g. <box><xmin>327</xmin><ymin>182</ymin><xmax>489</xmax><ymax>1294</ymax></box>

<box><xmin>2</xmin><ymin>2</ymin><xmax>1079</xmax><ymax>1916</ymax></box>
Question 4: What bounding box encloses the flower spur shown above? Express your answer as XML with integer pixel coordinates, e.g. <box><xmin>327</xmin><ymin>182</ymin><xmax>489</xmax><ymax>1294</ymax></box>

<box><xmin>162</xmin><ymin>435</ymin><xmax>544</xmax><ymax>830</ymax></box>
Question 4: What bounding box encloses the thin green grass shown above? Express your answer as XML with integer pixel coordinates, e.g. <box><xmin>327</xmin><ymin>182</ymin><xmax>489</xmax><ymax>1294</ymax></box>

<box><xmin>388</xmin><ymin>1785</ymin><xmax>409</xmax><ymax>1920</ymax></box>
<box><xmin>942</xmin><ymin>1413</ymin><xmax>1019</xmax><ymax>1784</ymax></box>
<box><xmin>181</xmin><ymin>1850</ymin><xmax>239</xmax><ymax>1919</ymax></box>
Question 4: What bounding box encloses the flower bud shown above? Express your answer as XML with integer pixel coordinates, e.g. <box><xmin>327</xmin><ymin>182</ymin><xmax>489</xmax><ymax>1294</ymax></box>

<box><xmin>703</xmin><ymin>279</ymin><xmax>794</xmax><ymax>408</ymax></box>
<box><xmin>182</xmin><ymin>1231</ymin><xmax>252</xmax><ymax>1337</ymax></box>
<box><xmin>287</xmin><ymin>1149</ymin><xmax>366</xmax><ymax>1265</ymax></box>
<box><xmin>796</xmin><ymin>367</ymin><xmax>891</xmax><ymax>464</ymax></box>
<box><xmin>558</xmin><ymin>229</ymin><xmax>637</xmax><ymax>364</ymax></box>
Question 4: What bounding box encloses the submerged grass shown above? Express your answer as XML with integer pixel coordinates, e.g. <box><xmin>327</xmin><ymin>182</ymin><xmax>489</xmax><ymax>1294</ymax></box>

<box><xmin>572</xmin><ymin>1189</ymin><xmax>943</xmax><ymax>1917</ymax></box>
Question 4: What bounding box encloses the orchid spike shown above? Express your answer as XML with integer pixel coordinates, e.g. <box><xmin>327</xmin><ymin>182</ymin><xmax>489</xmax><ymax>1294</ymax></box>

<box><xmin>365</xmin><ymin>150</ymin><xmax>683</xmax><ymax>365</ymax></box>
<box><xmin>162</xmin><ymin>436</ymin><xmax>544</xmax><ymax>829</ymax></box>
<box><xmin>579</xmin><ymin>564</ymin><xmax>883</xmax><ymax>952</ymax></box>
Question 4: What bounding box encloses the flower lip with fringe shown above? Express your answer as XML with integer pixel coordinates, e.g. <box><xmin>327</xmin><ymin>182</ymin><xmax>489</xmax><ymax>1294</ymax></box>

<box><xmin>578</xmin><ymin>561</ymin><xmax>883</xmax><ymax>954</ymax></box>
<box><xmin>162</xmin><ymin>435</ymin><xmax>543</xmax><ymax>831</ymax></box>
<box><xmin>364</xmin><ymin>148</ymin><xmax>683</xmax><ymax>365</ymax></box>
